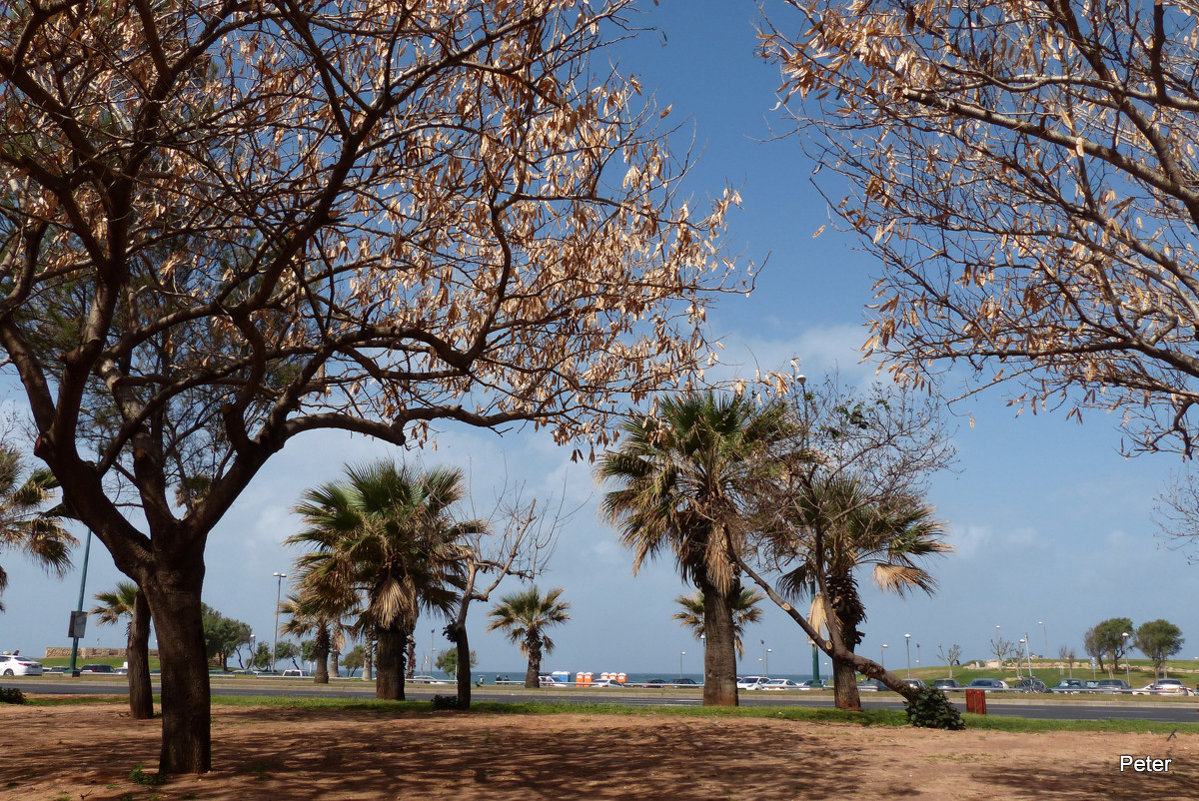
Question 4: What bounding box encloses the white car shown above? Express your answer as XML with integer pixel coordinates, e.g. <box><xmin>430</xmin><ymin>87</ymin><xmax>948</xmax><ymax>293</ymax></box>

<box><xmin>1133</xmin><ymin>679</ymin><xmax>1191</xmax><ymax>695</ymax></box>
<box><xmin>590</xmin><ymin>678</ymin><xmax>624</xmax><ymax>688</ymax></box>
<box><xmin>0</xmin><ymin>653</ymin><xmax>43</xmax><ymax>676</ymax></box>
<box><xmin>737</xmin><ymin>675</ymin><xmax>770</xmax><ymax>690</ymax></box>
<box><xmin>761</xmin><ymin>678</ymin><xmax>802</xmax><ymax>691</ymax></box>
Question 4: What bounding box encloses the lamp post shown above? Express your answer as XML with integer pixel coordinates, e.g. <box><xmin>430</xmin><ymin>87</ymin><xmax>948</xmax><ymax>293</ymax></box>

<box><xmin>1018</xmin><ymin>638</ymin><xmax>1027</xmax><ymax>680</ymax></box>
<box><xmin>765</xmin><ymin>648</ymin><xmax>772</xmax><ymax>677</ymax></box>
<box><xmin>680</xmin><ymin>651</ymin><xmax>686</xmax><ymax>678</ymax></box>
<box><xmin>67</xmin><ymin>529</ymin><xmax>95</xmax><ymax>677</ymax></box>
<box><xmin>904</xmin><ymin>633</ymin><xmax>912</xmax><ymax>678</ymax></box>
<box><xmin>916</xmin><ymin>642</ymin><xmax>921</xmax><ymax>668</ymax></box>
<box><xmin>271</xmin><ymin>571</ymin><xmax>286</xmax><ymax>673</ymax></box>
<box><xmin>430</xmin><ymin>627</ymin><xmax>435</xmax><ymax>674</ymax></box>
<box><xmin>1038</xmin><ymin>620</ymin><xmax>1048</xmax><ymax>661</ymax></box>
<box><xmin>881</xmin><ymin>643</ymin><xmax>888</xmax><ymax>669</ymax></box>
<box><xmin>249</xmin><ymin>633</ymin><xmax>255</xmax><ymax>668</ymax></box>
<box><xmin>1122</xmin><ymin>632</ymin><xmax>1131</xmax><ymax>685</ymax></box>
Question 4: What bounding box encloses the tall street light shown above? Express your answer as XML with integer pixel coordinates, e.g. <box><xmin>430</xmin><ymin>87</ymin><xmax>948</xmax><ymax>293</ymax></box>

<box><xmin>765</xmin><ymin>648</ymin><xmax>773</xmax><ymax>677</ymax></box>
<box><xmin>881</xmin><ymin>643</ymin><xmax>888</xmax><ymax>669</ymax></box>
<box><xmin>680</xmin><ymin>651</ymin><xmax>686</xmax><ymax>678</ymax></box>
<box><xmin>1038</xmin><ymin>620</ymin><xmax>1048</xmax><ymax>661</ymax></box>
<box><xmin>904</xmin><ymin>633</ymin><xmax>912</xmax><ymax>678</ymax></box>
<box><xmin>272</xmin><ymin>571</ymin><xmax>287</xmax><ymax>673</ymax></box>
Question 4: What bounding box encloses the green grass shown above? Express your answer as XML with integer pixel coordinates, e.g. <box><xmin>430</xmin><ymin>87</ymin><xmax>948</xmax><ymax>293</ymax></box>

<box><xmin>206</xmin><ymin>693</ymin><xmax>1199</xmax><ymax>735</ymax></box>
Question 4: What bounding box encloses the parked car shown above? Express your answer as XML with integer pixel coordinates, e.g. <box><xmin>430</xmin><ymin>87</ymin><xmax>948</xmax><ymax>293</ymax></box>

<box><xmin>0</xmin><ymin>653</ymin><xmax>43</xmax><ymax>676</ymax></box>
<box><xmin>966</xmin><ymin>678</ymin><xmax>1008</xmax><ymax>691</ymax></box>
<box><xmin>590</xmin><ymin>678</ymin><xmax>623</xmax><ymax>688</ymax></box>
<box><xmin>644</xmin><ymin>678</ymin><xmax>667</xmax><ymax>685</ymax></box>
<box><xmin>538</xmin><ymin>675</ymin><xmax>567</xmax><ymax>687</ymax></box>
<box><xmin>1050</xmin><ymin>678</ymin><xmax>1086</xmax><ymax>694</ymax></box>
<box><xmin>78</xmin><ymin>663</ymin><xmax>115</xmax><ymax>674</ymax></box>
<box><xmin>1011</xmin><ymin>677</ymin><xmax>1049</xmax><ymax>693</ymax></box>
<box><xmin>1136</xmin><ymin>679</ymin><xmax>1191</xmax><ymax>695</ymax></box>
<box><xmin>281</xmin><ymin>669</ymin><xmax>311</xmax><ymax>678</ymax></box>
<box><xmin>1095</xmin><ymin>678</ymin><xmax>1131</xmax><ymax>694</ymax></box>
<box><xmin>737</xmin><ymin>675</ymin><xmax>770</xmax><ymax>690</ymax></box>
<box><xmin>933</xmin><ymin>678</ymin><xmax>962</xmax><ymax>691</ymax></box>
<box><xmin>857</xmin><ymin>678</ymin><xmax>885</xmax><ymax>692</ymax></box>
<box><xmin>901</xmin><ymin>678</ymin><xmax>927</xmax><ymax>690</ymax></box>
<box><xmin>672</xmin><ymin>677</ymin><xmax>698</xmax><ymax>685</ymax></box>
<box><xmin>762</xmin><ymin>678</ymin><xmax>803</xmax><ymax>691</ymax></box>
<box><xmin>797</xmin><ymin>679</ymin><xmax>829</xmax><ymax>690</ymax></box>
<box><xmin>409</xmin><ymin>674</ymin><xmax>450</xmax><ymax>684</ymax></box>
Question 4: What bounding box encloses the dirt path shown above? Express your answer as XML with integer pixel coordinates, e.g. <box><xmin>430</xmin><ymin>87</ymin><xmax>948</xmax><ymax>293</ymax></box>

<box><xmin>4</xmin><ymin>701</ymin><xmax>1199</xmax><ymax>799</ymax></box>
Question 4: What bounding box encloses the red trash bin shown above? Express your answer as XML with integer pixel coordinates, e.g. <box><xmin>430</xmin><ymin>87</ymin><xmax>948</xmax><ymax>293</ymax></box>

<box><xmin>964</xmin><ymin>688</ymin><xmax>987</xmax><ymax>714</ymax></box>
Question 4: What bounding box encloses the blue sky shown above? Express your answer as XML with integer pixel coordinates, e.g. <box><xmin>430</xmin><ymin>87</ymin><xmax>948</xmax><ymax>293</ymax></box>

<box><xmin>3</xmin><ymin>1</ymin><xmax>1196</xmax><ymax>678</ymax></box>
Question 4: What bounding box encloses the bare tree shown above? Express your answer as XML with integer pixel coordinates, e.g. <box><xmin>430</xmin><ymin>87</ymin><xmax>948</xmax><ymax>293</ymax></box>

<box><xmin>938</xmin><ymin>643</ymin><xmax>961</xmax><ymax>679</ymax></box>
<box><xmin>0</xmin><ymin>2</ymin><xmax>744</xmax><ymax>774</ymax></box>
<box><xmin>736</xmin><ymin>375</ymin><xmax>956</xmax><ymax>711</ymax></box>
<box><xmin>444</xmin><ymin>484</ymin><xmax>564</xmax><ymax>709</ymax></box>
<box><xmin>763</xmin><ymin>1</ymin><xmax>1199</xmax><ymax>474</ymax></box>
<box><xmin>990</xmin><ymin>637</ymin><xmax>1015</xmax><ymax>671</ymax></box>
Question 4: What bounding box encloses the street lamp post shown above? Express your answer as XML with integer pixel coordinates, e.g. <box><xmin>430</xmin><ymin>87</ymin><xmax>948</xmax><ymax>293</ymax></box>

<box><xmin>680</xmin><ymin>651</ymin><xmax>686</xmax><ymax>678</ymax></box>
<box><xmin>881</xmin><ymin>643</ymin><xmax>888</xmax><ymax>669</ymax></box>
<box><xmin>1018</xmin><ymin>638</ymin><xmax>1027</xmax><ymax>680</ymax></box>
<box><xmin>249</xmin><ymin>633</ymin><xmax>256</xmax><ymax>668</ymax></box>
<box><xmin>1038</xmin><ymin>620</ymin><xmax>1048</xmax><ymax>661</ymax></box>
<box><xmin>430</xmin><ymin>627</ymin><xmax>435</xmax><ymax>674</ymax></box>
<box><xmin>272</xmin><ymin>571</ymin><xmax>286</xmax><ymax>673</ymax></box>
<box><xmin>1122</xmin><ymin>632</ymin><xmax>1131</xmax><ymax>685</ymax></box>
<box><xmin>904</xmin><ymin>633</ymin><xmax>912</xmax><ymax>678</ymax></box>
<box><xmin>765</xmin><ymin>648</ymin><xmax>772</xmax><ymax>677</ymax></box>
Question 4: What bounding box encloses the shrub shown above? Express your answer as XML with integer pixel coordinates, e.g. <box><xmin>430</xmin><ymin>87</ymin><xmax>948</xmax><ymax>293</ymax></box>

<box><xmin>0</xmin><ymin>687</ymin><xmax>26</xmax><ymax>705</ymax></box>
<box><xmin>432</xmin><ymin>694</ymin><xmax>459</xmax><ymax>711</ymax></box>
<box><xmin>905</xmin><ymin>686</ymin><xmax>965</xmax><ymax>730</ymax></box>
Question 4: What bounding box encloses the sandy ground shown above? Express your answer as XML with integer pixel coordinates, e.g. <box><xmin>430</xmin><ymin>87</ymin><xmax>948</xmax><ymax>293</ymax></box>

<box><xmin>4</xmin><ymin>700</ymin><xmax>1199</xmax><ymax>800</ymax></box>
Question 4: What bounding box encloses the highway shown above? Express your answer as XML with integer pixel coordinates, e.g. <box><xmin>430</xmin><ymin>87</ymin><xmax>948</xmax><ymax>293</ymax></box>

<box><xmin>8</xmin><ymin>676</ymin><xmax>1199</xmax><ymax>724</ymax></box>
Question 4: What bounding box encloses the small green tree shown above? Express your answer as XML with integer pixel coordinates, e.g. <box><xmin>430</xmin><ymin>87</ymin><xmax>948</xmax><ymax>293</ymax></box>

<box><xmin>249</xmin><ymin>643</ymin><xmax>273</xmax><ymax>671</ymax></box>
<box><xmin>275</xmin><ymin>641</ymin><xmax>301</xmax><ymax>671</ymax></box>
<box><xmin>342</xmin><ymin>645</ymin><xmax>365</xmax><ymax>676</ymax></box>
<box><xmin>1135</xmin><ymin>620</ymin><xmax>1185</xmax><ymax>679</ymax></box>
<box><xmin>200</xmin><ymin>605</ymin><xmax>252</xmax><ymax>672</ymax></box>
<box><xmin>1085</xmin><ymin>618</ymin><xmax>1135</xmax><ymax>677</ymax></box>
<box><xmin>435</xmin><ymin>648</ymin><xmax>477</xmax><ymax>678</ymax></box>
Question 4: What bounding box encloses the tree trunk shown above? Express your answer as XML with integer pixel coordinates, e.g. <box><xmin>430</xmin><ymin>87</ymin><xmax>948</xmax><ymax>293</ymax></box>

<box><xmin>448</xmin><ymin>622</ymin><xmax>472</xmax><ymax>709</ymax></box>
<box><xmin>142</xmin><ymin>564</ymin><xmax>211</xmax><ymax>774</ymax></box>
<box><xmin>364</xmin><ymin>640</ymin><xmax>373</xmax><ymax>681</ymax></box>
<box><xmin>700</xmin><ymin>578</ymin><xmax>739</xmax><ymax>707</ymax></box>
<box><xmin>832</xmin><ymin>655</ymin><xmax>861</xmax><ymax>712</ymax></box>
<box><xmin>127</xmin><ymin>588</ymin><xmax>154</xmax><ymax>720</ymax></box>
<box><xmin>375</xmin><ymin>623</ymin><xmax>407</xmax><ymax>700</ymax></box>
<box><xmin>330</xmin><ymin>636</ymin><xmax>341</xmax><ymax>679</ymax></box>
<box><xmin>406</xmin><ymin>635</ymin><xmax>416</xmax><ymax>678</ymax></box>
<box><xmin>524</xmin><ymin>632</ymin><xmax>541</xmax><ymax>688</ymax></box>
<box><xmin>313</xmin><ymin>622</ymin><xmax>330</xmax><ymax>684</ymax></box>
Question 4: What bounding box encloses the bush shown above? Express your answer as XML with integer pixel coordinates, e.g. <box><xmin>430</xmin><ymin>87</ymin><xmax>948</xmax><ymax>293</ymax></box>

<box><xmin>431</xmin><ymin>694</ymin><xmax>459</xmax><ymax>711</ymax></box>
<box><xmin>0</xmin><ymin>686</ymin><xmax>26</xmax><ymax>704</ymax></box>
<box><xmin>904</xmin><ymin>686</ymin><xmax>965</xmax><ymax>730</ymax></box>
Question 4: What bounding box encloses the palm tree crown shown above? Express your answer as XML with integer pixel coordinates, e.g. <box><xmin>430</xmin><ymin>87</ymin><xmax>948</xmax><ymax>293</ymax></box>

<box><xmin>673</xmin><ymin>587</ymin><xmax>765</xmax><ymax>658</ymax></box>
<box><xmin>486</xmin><ymin>585</ymin><xmax>571</xmax><ymax>657</ymax></box>
<box><xmin>0</xmin><ymin>447</ymin><xmax>76</xmax><ymax>610</ymax></box>
<box><xmin>90</xmin><ymin>580</ymin><xmax>140</xmax><ymax>634</ymax></box>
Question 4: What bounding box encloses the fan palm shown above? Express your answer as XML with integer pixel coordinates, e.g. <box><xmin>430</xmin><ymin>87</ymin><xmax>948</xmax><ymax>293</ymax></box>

<box><xmin>287</xmin><ymin>461</ymin><xmax>479</xmax><ymax>700</ymax></box>
<box><xmin>279</xmin><ymin>591</ymin><xmax>337</xmax><ymax>684</ymax></box>
<box><xmin>598</xmin><ymin>392</ymin><xmax>789</xmax><ymax>706</ymax></box>
<box><xmin>779</xmin><ymin>477</ymin><xmax>949</xmax><ymax>710</ymax></box>
<box><xmin>487</xmin><ymin>586</ymin><xmax>570</xmax><ymax>688</ymax></box>
<box><xmin>0</xmin><ymin>447</ymin><xmax>76</xmax><ymax>611</ymax></box>
<box><xmin>90</xmin><ymin>580</ymin><xmax>153</xmax><ymax>719</ymax></box>
<box><xmin>673</xmin><ymin>587</ymin><xmax>765</xmax><ymax>659</ymax></box>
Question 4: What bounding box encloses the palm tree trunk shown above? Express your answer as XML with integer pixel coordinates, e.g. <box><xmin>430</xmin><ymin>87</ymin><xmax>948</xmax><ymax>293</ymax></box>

<box><xmin>445</xmin><ymin>619</ymin><xmax>472</xmax><ymax>709</ymax></box>
<box><xmin>313</xmin><ymin>622</ymin><xmax>330</xmax><ymax>684</ymax></box>
<box><xmin>700</xmin><ymin>578</ymin><xmax>739</xmax><ymax>706</ymax></box>
<box><xmin>832</xmin><ymin>656</ymin><xmax>861</xmax><ymax>711</ymax></box>
<box><xmin>375</xmin><ymin>623</ymin><xmax>407</xmax><ymax>700</ymax></box>
<box><xmin>127</xmin><ymin>588</ymin><xmax>154</xmax><ymax>719</ymax></box>
<box><xmin>524</xmin><ymin>632</ymin><xmax>542</xmax><ymax>688</ymax></box>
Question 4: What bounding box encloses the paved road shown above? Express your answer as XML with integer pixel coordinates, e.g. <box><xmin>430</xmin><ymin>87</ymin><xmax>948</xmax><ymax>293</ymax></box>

<box><xmin>9</xmin><ymin>677</ymin><xmax>1199</xmax><ymax>723</ymax></box>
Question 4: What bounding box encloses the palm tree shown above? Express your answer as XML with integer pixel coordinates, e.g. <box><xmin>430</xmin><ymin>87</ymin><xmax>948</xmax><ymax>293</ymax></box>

<box><xmin>598</xmin><ymin>393</ymin><xmax>789</xmax><ymax>706</ymax></box>
<box><xmin>287</xmin><ymin>461</ymin><xmax>479</xmax><ymax>700</ymax></box>
<box><xmin>0</xmin><ymin>447</ymin><xmax>76</xmax><ymax>611</ymax></box>
<box><xmin>779</xmin><ymin>477</ymin><xmax>949</xmax><ymax>710</ymax></box>
<box><xmin>279</xmin><ymin>591</ymin><xmax>334</xmax><ymax>684</ymax></box>
<box><xmin>673</xmin><ymin>587</ymin><xmax>765</xmax><ymax>659</ymax></box>
<box><xmin>486</xmin><ymin>586</ymin><xmax>570</xmax><ymax>688</ymax></box>
<box><xmin>90</xmin><ymin>580</ymin><xmax>154</xmax><ymax>719</ymax></box>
